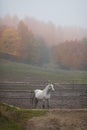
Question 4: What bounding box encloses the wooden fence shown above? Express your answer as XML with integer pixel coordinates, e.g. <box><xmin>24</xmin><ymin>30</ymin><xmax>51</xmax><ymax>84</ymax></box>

<box><xmin>0</xmin><ymin>82</ymin><xmax>87</xmax><ymax>109</ymax></box>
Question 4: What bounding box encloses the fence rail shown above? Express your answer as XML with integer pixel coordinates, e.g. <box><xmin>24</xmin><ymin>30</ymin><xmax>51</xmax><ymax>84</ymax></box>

<box><xmin>0</xmin><ymin>79</ymin><xmax>87</xmax><ymax>85</ymax></box>
<box><xmin>0</xmin><ymin>83</ymin><xmax>87</xmax><ymax>109</ymax></box>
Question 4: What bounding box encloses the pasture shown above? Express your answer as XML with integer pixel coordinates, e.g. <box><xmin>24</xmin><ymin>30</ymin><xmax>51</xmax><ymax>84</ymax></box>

<box><xmin>0</xmin><ymin>60</ymin><xmax>87</xmax><ymax>83</ymax></box>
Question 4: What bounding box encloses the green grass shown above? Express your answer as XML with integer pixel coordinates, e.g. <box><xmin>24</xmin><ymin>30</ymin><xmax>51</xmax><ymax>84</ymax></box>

<box><xmin>0</xmin><ymin>60</ymin><xmax>87</xmax><ymax>83</ymax></box>
<box><xmin>0</xmin><ymin>103</ymin><xmax>48</xmax><ymax>130</ymax></box>
<box><xmin>0</xmin><ymin>116</ymin><xmax>21</xmax><ymax>130</ymax></box>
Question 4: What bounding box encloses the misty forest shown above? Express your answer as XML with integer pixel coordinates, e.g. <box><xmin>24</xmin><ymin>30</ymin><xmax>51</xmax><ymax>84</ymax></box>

<box><xmin>0</xmin><ymin>15</ymin><xmax>87</xmax><ymax>70</ymax></box>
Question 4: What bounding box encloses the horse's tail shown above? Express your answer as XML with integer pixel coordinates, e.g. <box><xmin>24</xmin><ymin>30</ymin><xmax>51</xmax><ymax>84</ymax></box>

<box><xmin>30</xmin><ymin>90</ymin><xmax>35</xmax><ymax>108</ymax></box>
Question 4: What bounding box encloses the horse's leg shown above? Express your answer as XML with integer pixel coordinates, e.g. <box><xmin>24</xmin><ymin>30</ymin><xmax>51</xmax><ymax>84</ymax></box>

<box><xmin>47</xmin><ymin>99</ymin><xmax>50</xmax><ymax>109</ymax></box>
<box><xmin>42</xmin><ymin>100</ymin><xmax>45</xmax><ymax>109</ymax></box>
<box><xmin>31</xmin><ymin>92</ymin><xmax>35</xmax><ymax>108</ymax></box>
<box><xmin>34</xmin><ymin>98</ymin><xmax>38</xmax><ymax>108</ymax></box>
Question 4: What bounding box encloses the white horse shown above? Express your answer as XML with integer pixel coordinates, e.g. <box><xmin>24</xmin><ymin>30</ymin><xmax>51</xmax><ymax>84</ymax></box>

<box><xmin>32</xmin><ymin>83</ymin><xmax>55</xmax><ymax>109</ymax></box>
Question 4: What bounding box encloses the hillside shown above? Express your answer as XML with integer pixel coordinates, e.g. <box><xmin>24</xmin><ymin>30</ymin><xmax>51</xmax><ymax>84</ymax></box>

<box><xmin>0</xmin><ymin>60</ymin><xmax>87</xmax><ymax>83</ymax></box>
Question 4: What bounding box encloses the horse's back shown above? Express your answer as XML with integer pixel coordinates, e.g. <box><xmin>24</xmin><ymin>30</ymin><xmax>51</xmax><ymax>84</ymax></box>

<box><xmin>34</xmin><ymin>89</ymin><xmax>43</xmax><ymax>99</ymax></box>
<box><xmin>34</xmin><ymin>89</ymin><xmax>42</xmax><ymax>93</ymax></box>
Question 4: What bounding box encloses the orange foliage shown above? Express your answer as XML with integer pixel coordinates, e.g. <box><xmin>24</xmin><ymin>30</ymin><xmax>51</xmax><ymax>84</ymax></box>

<box><xmin>53</xmin><ymin>40</ymin><xmax>87</xmax><ymax>69</ymax></box>
<box><xmin>0</xmin><ymin>27</ymin><xmax>21</xmax><ymax>57</ymax></box>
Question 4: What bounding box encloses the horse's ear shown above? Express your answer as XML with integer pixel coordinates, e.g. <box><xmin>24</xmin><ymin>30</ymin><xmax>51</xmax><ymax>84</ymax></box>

<box><xmin>47</xmin><ymin>81</ymin><xmax>55</xmax><ymax>85</ymax></box>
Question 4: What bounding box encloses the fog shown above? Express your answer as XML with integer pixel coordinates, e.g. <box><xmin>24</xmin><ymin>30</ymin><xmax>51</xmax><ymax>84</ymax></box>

<box><xmin>0</xmin><ymin>0</ymin><xmax>87</xmax><ymax>28</ymax></box>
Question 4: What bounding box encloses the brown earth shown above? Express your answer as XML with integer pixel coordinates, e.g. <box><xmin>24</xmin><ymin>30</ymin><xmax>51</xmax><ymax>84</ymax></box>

<box><xmin>26</xmin><ymin>109</ymin><xmax>87</xmax><ymax>130</ymax></box>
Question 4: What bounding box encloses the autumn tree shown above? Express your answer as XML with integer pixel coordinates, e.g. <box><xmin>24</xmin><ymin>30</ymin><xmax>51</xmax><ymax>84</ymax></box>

<box><xmin>81</xmin><ymin>38</ymin><xmax>87</xmax><ymax>69</ymax></box>
<box><xmin>17</xmin><ymin>21</ymin><xmax>32</xmax><ymax>57</ymax></box>
<box><xmin>0</xmin><ymin>27</ymin><xmax>21</xmax><ymax>57</ymax></box>
<box><xmin>0</xmin><ymin>25</ymin><xmax>7</xmax><ymax>38</ymax></box>
<box><xmin>17</xmin><ymin>21</ymin><xmax>41</xmax><ymax>64</ymax></box>
<box><xmin>53</xmin><ymin>40</ymin><xmax>87</xmax><ymax>70</ymax></box>
<box><xmin>36</xmin><ymin>37</ymin><xmax>50</xmax><ymax>65</ymax></box>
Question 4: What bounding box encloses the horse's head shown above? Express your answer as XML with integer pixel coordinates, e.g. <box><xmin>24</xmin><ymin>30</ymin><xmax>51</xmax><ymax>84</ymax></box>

<box><xmin>48</xmin><ymin>83</ymin><xmax>55</xmax><ymax>91</ymax></box>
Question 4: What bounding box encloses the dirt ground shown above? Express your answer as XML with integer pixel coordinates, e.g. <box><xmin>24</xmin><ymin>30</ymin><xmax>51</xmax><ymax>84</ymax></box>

<box><xmin>26</xmin><ymin>109</ymin><xmax>87</xmax><ymax>130</ymax></box>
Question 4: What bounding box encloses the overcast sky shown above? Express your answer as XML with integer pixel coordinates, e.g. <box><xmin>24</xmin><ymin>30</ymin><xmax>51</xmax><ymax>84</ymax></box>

<box><xmin>0</xmin><ymin>0</ymin><xmax>87</xmax><ymax>28</ymax></box>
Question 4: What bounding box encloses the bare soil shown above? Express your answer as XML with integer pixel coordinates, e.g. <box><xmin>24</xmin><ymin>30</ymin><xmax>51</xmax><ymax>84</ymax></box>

<box><xmin>26</xmin><ymin>109</ymin><xmax>87</xmax><ymax>130</ymax></box>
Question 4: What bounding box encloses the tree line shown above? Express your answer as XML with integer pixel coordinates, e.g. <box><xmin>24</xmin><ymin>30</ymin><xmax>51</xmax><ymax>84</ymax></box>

<box><xmin>52</xmin><ymin>39</ymin><xmax>87</xmax><ymax>70</ymax></box>
<box><xmin>0</xmin><ymin>21</ymin><xmax>50</xmax><ymax>65</ymax></box>
<box><xmin>0</xmin><ymin>16</ymin><xmax>87</xmax><ymax>70</ymax></box>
